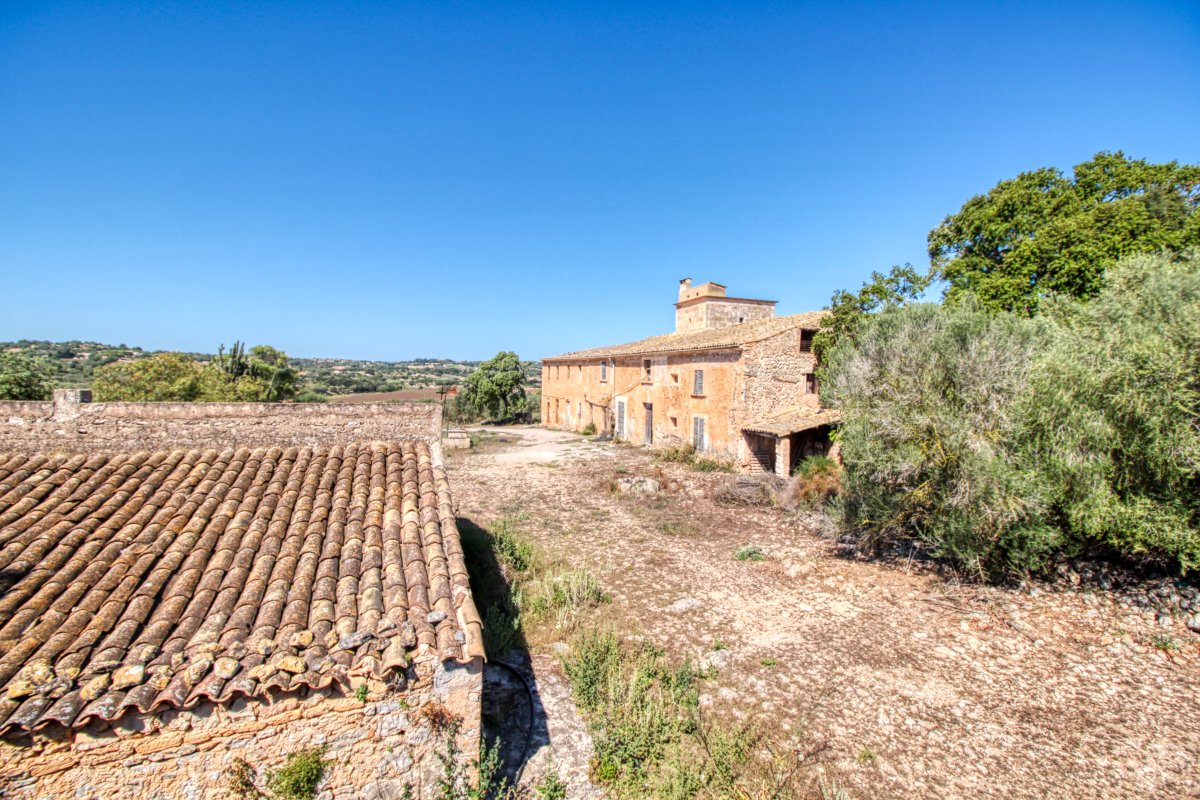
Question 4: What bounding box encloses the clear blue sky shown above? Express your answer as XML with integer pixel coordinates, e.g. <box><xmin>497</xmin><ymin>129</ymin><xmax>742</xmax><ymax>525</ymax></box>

<box><xmin>2</xmin><ymin>1</ymin><xmax>1198</xmax><ymax>361</ymax></box>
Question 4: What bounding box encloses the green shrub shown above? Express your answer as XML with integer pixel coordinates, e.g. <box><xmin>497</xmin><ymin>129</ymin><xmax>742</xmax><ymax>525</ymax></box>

<box><xmin>294</xmin><ymin>389</ymin><xmax>328</xmax><ymax>403</ymax></box>
<box><xmin>562</xmin><ymin>629</ymin><xmax>700</xmax><ymax>786</ymax></box>
<box><xmin>266</xmin><ymin>747</ymin><xmax>328</xmax><ymax>800</ymax></box>
<box><xmin>1023</xmin><ymin>252</ymin><xmax>1200</xmax><ymax>571</ymax></box>
<box><xmin>823</xmin><ymin>298</ymin><xmax>1052</xmax><ymax>578</ymax></box>
<box><xmin>656</xmin><ymin>444</ymin><xmax>696</xmax><ymax>464</ymax></box>
<box><xmin>734</xmin><ymin>545</ymin><xmax>765</xmax><ymax>562</ymax></box>
<box><xmin>824</xmin><ymin>251</ymin><xmax>1200</xmax><ymax>578</ymax></box>
<box><xmin>690</xmin><ymin>457</ymin><xmax>733</xmax><ymax>473</ymax></box>
<box><xmin>793</xmin><ymin>455</ymin><xmax>838</xmax><ymax>478</ymax></box>
<box><xmin>581</xmin><ymin>422</ymin><xmax>597</xmax><ymax>436</ymax></box>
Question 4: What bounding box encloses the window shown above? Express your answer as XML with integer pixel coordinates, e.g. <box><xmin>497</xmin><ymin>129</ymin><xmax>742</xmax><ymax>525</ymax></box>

<box><xmin>643</xmin><ymin>359</ymin><xmax>652</xmax><ymax>381</ymax></box>
<box><xmin>693</xmin><ymin>369</ymin><xmax>705</xmax><ymax>396</ymax></box>
<box><xmin>616</xmin><ymin>400</ymin><xmax>626</xmax><ymax>437</ymax></box>
<box><xmin>669</xmin><ymin>415</ymin><xmax>678</xmax><ymax>428</ymax></box>
<box><xmin>799</xmin><ymin>330</ymin><xmax>814</xmax><ymax>353</ymax></box>
<box><xmin>600</xmin><ymin>362</ymin><xmax>608</xmax><ymax>381</ymax></box>
<box><xmin>692</xmin><ymin>417</ymin><xmax>706</xmax><ymax>451</ymax></box>
<box><xmin>806</xmin><ymin>373</ymin><xmax>817</xmax><ymax>394</ymax></box>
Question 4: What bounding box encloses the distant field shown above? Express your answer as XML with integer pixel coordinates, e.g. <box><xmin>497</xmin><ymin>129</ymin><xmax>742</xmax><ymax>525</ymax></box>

<box><xmin>328</xmin><ymin>389</ymin><xmax>444</xmax><ymax>403</ymax></box>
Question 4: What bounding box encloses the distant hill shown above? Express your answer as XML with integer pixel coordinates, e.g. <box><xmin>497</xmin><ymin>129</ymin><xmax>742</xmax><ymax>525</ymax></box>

<box><xmin>0</xmin><ymin>340</ymin><xmax>541</xmax><ymax>397</ymax></box>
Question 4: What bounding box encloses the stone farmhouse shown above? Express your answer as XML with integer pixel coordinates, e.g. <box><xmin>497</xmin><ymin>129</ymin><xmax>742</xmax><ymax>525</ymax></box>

<box><xmin>0</xmin><ymin>393</ymin><xmax>482</xmax><ymax>798</ymax></box>
<box><xmin>542</xmin><ymin>279</ymin><xmax>840</xmax><ymax>476</ymax></box>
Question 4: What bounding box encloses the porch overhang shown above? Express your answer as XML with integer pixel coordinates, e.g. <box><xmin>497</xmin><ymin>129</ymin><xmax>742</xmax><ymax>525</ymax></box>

<box><xmin>740</xmin><ymin>406</ymin><xmax>842</xmax><ymax>438</ymax></box>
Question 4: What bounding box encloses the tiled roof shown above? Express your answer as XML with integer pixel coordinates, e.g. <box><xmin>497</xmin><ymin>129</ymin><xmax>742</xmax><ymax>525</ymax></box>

<box><xmin>543</xmin><ymin>311</ymin><xmax>829</xmax><ymax>362</ymax></box>
<box><xmin>740</xmin><ymin>406</ymin><xmax>842</xmax><ymax>437</ymax></box>
<box><xmin>0</xmin><ymin>442</ymin><xmax>482</xmax><ymax>735</ymax></box>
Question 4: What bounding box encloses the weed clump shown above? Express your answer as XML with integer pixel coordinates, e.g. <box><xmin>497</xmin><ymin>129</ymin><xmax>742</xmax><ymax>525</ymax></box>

<box><xmin>781</xmin><ymin>456</ymin><xmax>843</xmax><ymax>510</ymax></box>
<box><xmin>562</xmin><ymin>627</ymin><xmax>830</xmax><ymax>797</ymax></box>
<box><xmin>735</xmin><ymin>545</ymin><xmax>766</xmax><ymax>562</ymax></box>
<box><xmin>266</xmin><ymin>747</ymin><xmax>329</xmax><ymax>800</ymax></box>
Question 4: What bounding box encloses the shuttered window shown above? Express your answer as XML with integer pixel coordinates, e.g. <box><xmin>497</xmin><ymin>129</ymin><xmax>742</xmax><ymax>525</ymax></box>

<box><xmin>616</xmin><ymin>401</ymin><xmax>626</xmax><ymax>437</ymax></box>
<box><xmin>693</xmin><ymin>369</ymin><xmax>705</xmax><ymax>395</ymax></box>
<box><xmin>600</xmin><ymin>362</ymin><xmax>607</xmax><ymax>381</ymax></box>
<box><xmin>692</xmin><ymin>417</ymin><xmax>705</xmax><ymax>451</ymax></box>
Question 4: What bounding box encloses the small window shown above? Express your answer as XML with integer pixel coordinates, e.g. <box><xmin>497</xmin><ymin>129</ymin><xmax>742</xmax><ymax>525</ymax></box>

<box><xmin>692</xmin><ymin>417</ymin><xmax>706</xmax><ymax>451</ymax></box>
<box><xmin>806</xmin><ymin>373</ymin><xmax>817</xmax><ymax>394</ymax></box>
<box><xmin>693</xmin><ymin>369</ymin><xmax>705</xmax><ymax>396</ymax></box>
<box><xmin>669</xmin><ymin>415</ymin><xmax>678</xmax><ymax>428</ymax></box>
<box><xmin>799</xmin><ymin>330</ymin><xmax>814</xmax><ymax>353</ymax></box>
<box><xmin>600</xmin><ymin>362</ymin><xmax>608</xmax><ymax>381</ymax></box>
<box><xmin>643</xmin><ymin>359</ymin><xmax>651</xmax><ymax>381</ymax></box>
<box><xmin>671</xmin><ymin>372</ymin><xmax>679</xmax><ymax>384</ymax></box>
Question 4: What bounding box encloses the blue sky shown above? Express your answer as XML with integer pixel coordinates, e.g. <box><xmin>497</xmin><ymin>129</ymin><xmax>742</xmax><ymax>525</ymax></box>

<box><xmin>2</xmin><ymin>1</ymin><xmax>1198</xmax><ymax>361</ymax></box>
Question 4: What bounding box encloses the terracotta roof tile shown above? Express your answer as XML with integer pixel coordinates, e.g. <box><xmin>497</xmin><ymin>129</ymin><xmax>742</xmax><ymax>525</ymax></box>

<box><xmin>543</xmin><ymin>311</ymin><xmax>829</xmax><ymax>362</ymax></box>
<box><xmin>740</xmin><ymin>406</ymin><xmax>843</xmax><ymax>437</ymax></box>
<box><xmin>0</xmin><ymin>441</ymin><xmax>482</xmax><ymax>735</ymax></box>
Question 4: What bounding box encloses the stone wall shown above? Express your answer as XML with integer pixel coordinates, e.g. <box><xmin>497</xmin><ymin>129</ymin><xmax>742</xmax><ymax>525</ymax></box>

<box><xmin>0</xmin><ymin>395</ymin><xmax>443</xmax><ymax>453</ymax></box>
<box><xmin>739</xmin><ymin>328</ymin><xmax>819</xmax><ymax>423</ymax></box>
<box><xmin>674</xmin><ymin>298</ymin><xmax>775</xmax><ymax>333</ymax></box>
<box><xmin>0</xmin><ymin>657</ymin><xmax>482</xmax><ymax>799</ymax></box>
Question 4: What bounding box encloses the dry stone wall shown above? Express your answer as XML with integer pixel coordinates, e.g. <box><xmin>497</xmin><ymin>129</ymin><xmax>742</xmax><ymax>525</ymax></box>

<box><xmin>0</xmin><ymin>395</ymin><xmax>443</xmax><ymax>453</ymax></box>
<box><xmin>0</xmin><ymin>658</ymin><xmax>481</xmax><ymax>800</ymax></box>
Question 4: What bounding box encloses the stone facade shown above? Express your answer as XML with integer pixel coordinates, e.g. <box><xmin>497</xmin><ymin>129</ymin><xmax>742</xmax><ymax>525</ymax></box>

<box><xmin>674</xmin><ymin>279</ymin><xmax>776</xmax><ymax>333</ymax></box>
<box><xmin>542</xmin><ymin>281</ymin><xmax>831</xmax><ymax>475</ymax></box>
<box><xmin>0</xmin><ymin>657</ymin><xmax>481</xmax><ymax>799</ymax></box>
<box><xmin>0</xmin><ymin>393</ymin><xmax>442</xmax><ymax>453</ymax></box>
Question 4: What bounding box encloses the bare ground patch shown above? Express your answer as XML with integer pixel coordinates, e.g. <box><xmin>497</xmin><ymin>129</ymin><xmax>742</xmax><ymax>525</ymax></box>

<box><xmin>447</xmin><ymin>428</ymin><xmax>1200</xmax><ymax>799</ymax></box>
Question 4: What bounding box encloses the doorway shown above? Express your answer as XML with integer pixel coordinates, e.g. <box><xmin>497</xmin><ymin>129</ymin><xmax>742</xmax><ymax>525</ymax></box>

<box><xmin>644</xmin><ymin>403</ymin><xmax>653</xmax><ymax>444</ymax></box>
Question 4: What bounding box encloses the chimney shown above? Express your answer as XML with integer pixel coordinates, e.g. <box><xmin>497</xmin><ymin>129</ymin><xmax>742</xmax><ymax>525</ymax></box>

<box><xmin>52</xmin><ymin>388</ymin><xmax>91</xmax><ymax>421</ymax></box>
<box><xmin>678</xmin><ymin>278</ymin><xmax>692</xmax><ymax>302</ymax></box>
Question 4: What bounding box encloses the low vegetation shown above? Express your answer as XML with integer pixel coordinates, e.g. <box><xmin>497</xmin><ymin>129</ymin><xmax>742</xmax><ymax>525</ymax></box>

<box><xmin>461</xmin><ymin>512</ymin><xmax>606</xmax><ymax>658</ymax></box>
<box><xmin>656</xmin><ymin>444</ymin><xmax>734</xmax><ymax>473</ymax></box>
<box><xmin>562</xmin><ymin>627</ymin><xmax>832</xmax><ymax>799</ymax></box>
<box><xmin>824</xmin><ymin>251</ymin><xmax>1200</xmax><ymax>579</ymax></box>
<box><xmin>229</xmin><ymin>747</ymin><xmax>330</xmax><ymax>800</ymax></box>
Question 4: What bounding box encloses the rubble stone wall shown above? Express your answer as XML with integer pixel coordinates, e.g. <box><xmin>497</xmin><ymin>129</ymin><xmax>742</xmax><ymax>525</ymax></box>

<box><xmin>0</xmin><ymin>396</ymin><xmax>443</xmax><ymax>453</ymax></box>
<box><xmin>0</xmin><ymin>657</ymin><xmax>482</xmax><ymax>800</ymax></box>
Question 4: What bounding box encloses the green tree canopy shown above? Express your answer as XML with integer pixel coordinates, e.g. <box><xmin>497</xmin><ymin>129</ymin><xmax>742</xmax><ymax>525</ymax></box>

<box><xmin>929</xmin><ymin>151</ymin><xmax>1200</xmax><ymax>314</ymax></box>
<box><xmin>461</xmin><ymin>351</ymin><xmax>527</xmax><ymax>420</ymax></box>
<box><xmin>0</xmin><ymin>352</ymin><xmax>55</xmax><ymax>400</ymax></box>
<box><xmin>93</xmin><ymin>343</ymin><xmax>300</xmax><ymax>402</ymax></box>
<box><xmin>92</xmin><ymin>352</ymin><xmax>223</xmax><ymax>401</ymax></box>
<box><xmin>812</xmin><ymin>263</ymin><xmax>931</xmax><ymax>377</ymax></box>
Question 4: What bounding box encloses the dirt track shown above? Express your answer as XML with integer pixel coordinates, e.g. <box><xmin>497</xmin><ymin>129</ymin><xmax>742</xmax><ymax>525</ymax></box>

<box><xmin>447</xmin><ymin>426</ymin><xmax>1200</xmax><ymax>799</ymax></box>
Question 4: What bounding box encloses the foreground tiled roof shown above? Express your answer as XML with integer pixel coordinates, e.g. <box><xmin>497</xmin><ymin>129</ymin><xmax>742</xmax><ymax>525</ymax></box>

<box><xmin>543</xmin><ymin>311</ymin><xmax>829</xmax><ymax>361</ymax></box>
<box><xmin>0</xmin><ymin>442</ymin><xmax>482</xmax><ymax>735</ymax></box>
<box><xmin>740</xmin><ymin>406</ymin><xmax>842</xmax><ymax>437</ymax></box>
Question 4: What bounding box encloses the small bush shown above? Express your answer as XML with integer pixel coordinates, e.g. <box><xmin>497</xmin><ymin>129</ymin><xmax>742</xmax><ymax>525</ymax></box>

<box><xmin>266</xmin><ymin>747</ymin><xmax>329</xmax><ymax>800</ymax></box>
<box><xmin>294</xmin><ymin>389</ymin><xmax>328</xmax><ymax>403</ymax></box>
<box><xmin>781</xmin><ymin>457</ymin><xmax>843</xmax><ymax>509</ymax></box>
<box><xmin>562</xmin><ymin>628</ymin><xmax>701</xmax><ymax>786</ymax></box>
<box><xmin>735</xmin><ymin>545</ymin><xmax>765</xmax><ymax>562</ymax></box>
<box><xmin>534</xmin><ymin>767</ymin><xmax>568</xmax><ymax>800</ymax></box>
<box><xmin>657</xmin><ymin>444</ymin><xmax>696</xmax><ymax>464</ymax></box>
<box><xmin>581</xmin><ymin>422</ymin><xmax>597</xmax><ymax>436</ymax></box>
<box><xmin>691</xmin><ymin>457</ymin><xmax>734</xmax><ymax>473</ymax></box>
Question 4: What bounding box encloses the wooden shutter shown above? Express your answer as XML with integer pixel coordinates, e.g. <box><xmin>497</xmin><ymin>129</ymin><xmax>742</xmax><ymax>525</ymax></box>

<box><xmin>693</xmin><ymin>369</ymin><xmax>704</xmax><ymax>395</ymax></box>
<box><xmin>616</xmin><ymin>401</ymin><xmax>625</xmax><ymax>437</ymax></box>
<box><xmin>692</xmin><ymin>417</ymin><xmax>705</xmax><ymax>451</ymax></box>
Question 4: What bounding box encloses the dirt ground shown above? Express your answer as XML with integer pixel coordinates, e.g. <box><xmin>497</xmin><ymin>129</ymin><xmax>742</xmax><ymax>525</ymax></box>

<box><xmin>446</xmin><ymin>426</ymin><xmax>1200</xmax><ymax>800</ymax></box>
